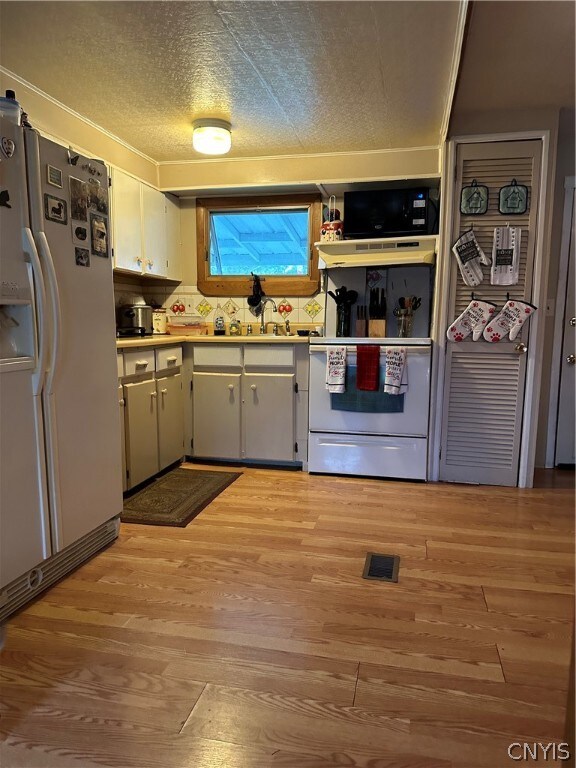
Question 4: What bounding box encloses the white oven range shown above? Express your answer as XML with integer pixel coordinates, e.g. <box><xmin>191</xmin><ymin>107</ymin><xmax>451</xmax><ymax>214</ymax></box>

<box><xmin>308</xmin><ymin>338</ymin><xmax>432</xmax><ymax>480</ymax></box>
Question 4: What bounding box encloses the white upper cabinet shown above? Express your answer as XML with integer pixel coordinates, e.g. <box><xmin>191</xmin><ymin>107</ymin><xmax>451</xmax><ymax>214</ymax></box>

<box><xmin>111</xmin><ymin>168</ymin><xmax>143</xmax><ymax>274</ymax></box>
<box><xmin>141</xmin><ymin>184</ymin><xmax>167</xmax><ymax>277</ymax></box>
<box><xmin>111</xmin><ymin>168</ymin><xmax>182</xmax><ymax>281</ymax></box>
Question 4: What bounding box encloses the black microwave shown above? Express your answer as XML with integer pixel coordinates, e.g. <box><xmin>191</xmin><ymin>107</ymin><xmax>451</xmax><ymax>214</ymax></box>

<box><xmin>343</xmin><ymin>188</ymin><xmax>432</xmax><ymax>239</ymax></box>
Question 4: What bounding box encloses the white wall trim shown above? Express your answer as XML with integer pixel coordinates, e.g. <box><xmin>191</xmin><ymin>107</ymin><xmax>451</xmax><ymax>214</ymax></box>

<box><xmin>545</xmin><ymin>177</ymin><xmax>576</xmax><ymax>467</ymax></box>
<box><xmin>429</xmin><ymin>140</ymin><xmax>456</xmax><ymax>481</ymax></box>
<box><xmin>157</xmin><ymin>145</ymin><xmax>442</xmax><ymax>167</ymax></box>
<box><xmin>0</xmin><ymin>67</ymin><xmax>159</xmax><ymax>167</ymax></box>
<box><xmin>517</xmin><ymin>130</ymin><xmax>552</xmax><ymax>488</ymax></box>
<box><xmin>440</xmin><ymin>0</ymin><xmax>469</xmax><ymax>143</ymax></box>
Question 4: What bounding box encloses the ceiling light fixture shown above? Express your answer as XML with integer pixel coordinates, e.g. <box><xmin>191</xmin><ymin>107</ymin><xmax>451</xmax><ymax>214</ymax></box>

<box><xmin>192</xmin><ymin>118</ymin><xmax>232</xmax><ymax>155</ymax></box>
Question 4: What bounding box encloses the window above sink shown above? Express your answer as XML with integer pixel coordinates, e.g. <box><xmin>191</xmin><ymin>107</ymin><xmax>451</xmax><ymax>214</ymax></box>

<box><xmin>197</xmin><ymin>194</ymin><xmax>323</xmax><ymax>297</ymax></box>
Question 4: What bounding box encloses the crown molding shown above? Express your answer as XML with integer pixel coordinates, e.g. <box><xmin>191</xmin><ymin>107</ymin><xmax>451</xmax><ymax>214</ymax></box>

<box><xmin>0</xmin><ymin>67</ymin><xmax>158</xmax><ymax>166</ymax></box>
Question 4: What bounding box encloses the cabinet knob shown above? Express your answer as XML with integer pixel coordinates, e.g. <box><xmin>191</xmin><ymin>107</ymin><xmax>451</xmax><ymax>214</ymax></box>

<box><xmin>228</xmin><ymin>384</ymin><xmax>234</xmax><ymax>391</ymax></box>
<box><xmin>161</xmin><ymin>388</ymin><xmax>168</xmax><ymax>394</ymax></box>
<box><xmin>251</xmin><ymin>384</ymin><xmax>257</xmax><ymax>391</ymax></box>
<box><xmin>119</xmin><ymin>398</ymin><xmax>125</xmax><ymax>406</ymax></box>
<box><xmin>151</xmin><ymin>391</ymin><xmax>157</xmax><ymax>398</ymax></box>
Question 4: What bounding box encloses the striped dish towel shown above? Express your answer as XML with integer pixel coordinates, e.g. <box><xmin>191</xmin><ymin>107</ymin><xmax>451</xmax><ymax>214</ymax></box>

<box><xmin>356</xmin><ymin>345</ymin><xmax>380</xmax><ymax>391</ymax></box>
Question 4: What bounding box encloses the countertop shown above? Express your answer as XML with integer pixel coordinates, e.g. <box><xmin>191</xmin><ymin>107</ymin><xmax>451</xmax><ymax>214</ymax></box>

<box><xmin>116</xmin><ymin>334</ymin><xmax>311</xmax><ymax>349</ymax></box>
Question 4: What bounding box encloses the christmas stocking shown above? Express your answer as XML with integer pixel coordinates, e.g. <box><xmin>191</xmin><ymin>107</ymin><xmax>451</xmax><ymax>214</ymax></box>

<box><xmin>483</xmin><ymin>299</ymin><xmax>537</xmax><ymax>343</ymax></box>
<box><xmin>446</xmin><ymin>299</ymin><xmax>497</xmax><ymax>342</ymax></box>
<box><xmin>452</xmin><ymin>229</ymin><xmax>491</xmax><ymax>287</ymax></box>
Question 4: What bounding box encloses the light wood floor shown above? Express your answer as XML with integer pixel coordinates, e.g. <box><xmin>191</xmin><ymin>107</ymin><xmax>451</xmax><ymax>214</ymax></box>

<box><xmin>1</xmin><ymin>465</ymin><xmax>574</xmax><ymax>768</ymax></box>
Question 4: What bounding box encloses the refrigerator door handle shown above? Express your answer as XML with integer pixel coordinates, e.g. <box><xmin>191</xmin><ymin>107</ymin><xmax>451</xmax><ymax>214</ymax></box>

<box><xmin>22</xmin><ymin>226</ymin><xmax>48</xmax><ymax>395</ymax></box>
<box><xmin>36</xmin><ymin>230</ymin><xmax>62</xmax><ymax>394</ymax></box>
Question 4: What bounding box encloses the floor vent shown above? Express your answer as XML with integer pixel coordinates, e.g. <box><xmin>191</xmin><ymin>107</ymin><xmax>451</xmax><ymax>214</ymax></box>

<box><xmin>362</xmin><ymin>553</ymin><xmax>400</xmax><ymax>583</ymax></box>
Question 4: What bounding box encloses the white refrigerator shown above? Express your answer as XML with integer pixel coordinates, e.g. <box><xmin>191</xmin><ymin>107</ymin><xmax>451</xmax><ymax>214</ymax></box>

<box><xmin>0</xmin><ymin>116</ymin><xmax>122</xmax><ymax>622</ymax></box>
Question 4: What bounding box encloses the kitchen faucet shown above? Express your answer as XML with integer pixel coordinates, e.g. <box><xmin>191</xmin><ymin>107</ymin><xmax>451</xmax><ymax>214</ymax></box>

<box><xmin>259</xmin><ymin>297</ymin><xmax>278</xmax><ymax>334</ymax></box>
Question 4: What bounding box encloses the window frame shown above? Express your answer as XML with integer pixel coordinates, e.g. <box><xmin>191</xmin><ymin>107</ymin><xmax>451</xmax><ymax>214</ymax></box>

<box><xmin>196</xmin><ymin>194</ymin><xmax>323</xmax><ymax>297</ymax></box>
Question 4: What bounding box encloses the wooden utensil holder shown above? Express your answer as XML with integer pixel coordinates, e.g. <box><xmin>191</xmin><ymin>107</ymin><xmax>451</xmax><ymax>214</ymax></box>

<box><xmin>368</xmin><ymin>319</ymin><xmax>386</xmax><ymax>338</ymax></box>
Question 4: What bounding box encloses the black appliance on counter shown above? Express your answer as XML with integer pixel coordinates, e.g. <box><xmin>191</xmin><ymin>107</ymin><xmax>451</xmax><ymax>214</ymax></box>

<box><xmin>343</xmin><ymin>188</ymin><xmax>432</xmax><ymax>239</ymax></box>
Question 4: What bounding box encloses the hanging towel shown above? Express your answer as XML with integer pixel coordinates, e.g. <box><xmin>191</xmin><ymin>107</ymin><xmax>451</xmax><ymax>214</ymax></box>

<box><xmin>326</xmin><ymin>346</ymin><xmax>347</xmax><ymax>393</ymax></box>
<box><xmin>384</xmin><ymin>347</ymin><xmax>408</xmax><ymax>395</ymax></box>
<box><xmin>356</xmin><ymin>345</ymin><xmax>380</xmax><ymax>391</ymax></box>
<box><xmin>491</xmin><ymin>226</ymin><xmax>521</xmax><ymax>286</ymax></box>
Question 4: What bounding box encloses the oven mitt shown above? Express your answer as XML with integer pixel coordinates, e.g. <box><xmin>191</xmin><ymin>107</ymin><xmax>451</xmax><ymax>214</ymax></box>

<box><xmin>452</xmin><ymin>229</ymin><xmax>490</xmax><ymax>287</ymax></box>
<box><xmin>483</xmin><ymin>299</ymin><xmax>537</xmax><ymax>343</ymax></box>
<box><xmin>447</xmin><ymin>299</ymin><xmax>497</xmax><ymax>342</ymax></box>
<box><xmin>491</xmin><ymin>226</ymin><xmax>521</xmax><ymax>286</ymax></box>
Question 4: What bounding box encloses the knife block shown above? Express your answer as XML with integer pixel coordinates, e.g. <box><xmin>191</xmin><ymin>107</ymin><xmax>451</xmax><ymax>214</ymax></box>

<box><xmin>368</xmin><ymin>319</ymin><xmax>386</xmax><ymax>338</ymax></box>
<box><xmin>354</xmin><ymin>317</ymin><xmax>367</xmax><ymax>337</ymax></box>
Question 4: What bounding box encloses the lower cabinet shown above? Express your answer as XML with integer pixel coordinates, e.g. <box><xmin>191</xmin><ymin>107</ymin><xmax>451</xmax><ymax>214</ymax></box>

<box><xmin>243</xmin><ymin>373</ymin><xmax>295</xmax><ymax>461</ymax></box>
<box><xmin>123</xmin><ymin>372</ymin><xmax>184</xmax><ymax>490</ymax></box>
<box><xmin>192</xmin><ymin>372</ymin><xmax>242</xmax><ymax>459</ymax></box>
<box><xmin>192</xmin><ymin>345</ymin><xmax>299</xmax><ymax>464</ymax></box>
<box><xmin>157</xmin><ymin>373</ymin><xmax>185</xmax><ymax>470</ymax></box>
<box><xmin>124</xmin><ymin>378</ymin><xmax>160</xmax><ymax>489</ymax></box>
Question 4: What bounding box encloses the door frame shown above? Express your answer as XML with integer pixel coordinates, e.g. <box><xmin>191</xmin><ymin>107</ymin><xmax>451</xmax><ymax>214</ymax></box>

<box><xmin>430</xmin><ymin>130</ymin><xmax>553</xmax><ymax>487</ymax></box>
<box><xmin>545</xmin><ymin>176</ymin><xmax>576</xmax><ymax>467</ymax></box>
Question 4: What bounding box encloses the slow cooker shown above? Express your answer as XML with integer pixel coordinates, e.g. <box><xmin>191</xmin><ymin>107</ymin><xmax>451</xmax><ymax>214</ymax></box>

<box><xmin>116</xmin><ymin>304</ymin><xmax>154</xmax><ymax>336</ymax></box>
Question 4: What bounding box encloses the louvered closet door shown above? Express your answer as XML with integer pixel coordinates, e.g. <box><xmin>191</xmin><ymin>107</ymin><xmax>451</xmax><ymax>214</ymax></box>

<box><xmin>440</xmin><ymin>140</ymin><xmax>542</xmax><ymax>486</ymax></box>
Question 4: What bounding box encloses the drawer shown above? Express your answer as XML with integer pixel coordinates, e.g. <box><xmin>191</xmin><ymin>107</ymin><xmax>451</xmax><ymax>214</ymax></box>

<box><xmin>244</xmin><ymin>344</ymin><xmax>294</xmax><ymax>368</ymax></box>
<box><xmin>116</xmin><ymin>352</ymin><xmax>124</xmax><ymax>378</ymax></box>
<box><xmin>155</xmin><ymin>345</ymin><xmax>182</xmax><ymax>371</ymax></box>
<box><xmin>123</xmin><ymin>348</ymin><xmax>155</xmax><ymax>376</ymax></box>
<box><xmin>308</xmin><ymin>433</ymin><xmax>427</xmax><ymax>480</ymax></box>
<box><xmin>194</xmin><ymin>344</ymin><xmax>242</xmax><ymax>368</ymax></box>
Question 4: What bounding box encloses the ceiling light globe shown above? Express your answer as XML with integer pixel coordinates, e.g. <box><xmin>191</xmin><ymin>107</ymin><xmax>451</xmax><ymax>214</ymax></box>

<box><xmin>192</xmin><ymin>119</ymin><xmax>232</xmax><ymax>155</ymax></box>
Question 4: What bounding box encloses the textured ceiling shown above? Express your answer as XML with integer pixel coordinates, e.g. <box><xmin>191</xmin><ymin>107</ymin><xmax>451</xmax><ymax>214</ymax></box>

<box><xmin>0</xmin><ymin>1</ymin><xmax>461</xmax><ymax>161</ymax></box>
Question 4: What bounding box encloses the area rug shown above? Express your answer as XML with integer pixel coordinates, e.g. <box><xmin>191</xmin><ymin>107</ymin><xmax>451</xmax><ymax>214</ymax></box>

<box><xmin>121</xmin><ymin>467</ymin><xmax>241</xmax><ymax>527</ymax></box>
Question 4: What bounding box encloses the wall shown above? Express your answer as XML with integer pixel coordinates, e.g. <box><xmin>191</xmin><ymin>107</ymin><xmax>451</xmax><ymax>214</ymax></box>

<box><xmin>158</xmin><ymin>147</ymin><xmax>440</xmax><ymax>192</ymax></box>
<box><xmin>0</xmin><ymin>69</ymin><xmax>158</xmax><ymax>186</ymax></box>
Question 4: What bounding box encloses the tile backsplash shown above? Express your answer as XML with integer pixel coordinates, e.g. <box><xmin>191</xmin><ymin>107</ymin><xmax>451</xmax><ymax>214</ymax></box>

<box><xmin>113</xmin><ymin>280</ymin><xmax>326</xmax><ymax>327</ymax></box>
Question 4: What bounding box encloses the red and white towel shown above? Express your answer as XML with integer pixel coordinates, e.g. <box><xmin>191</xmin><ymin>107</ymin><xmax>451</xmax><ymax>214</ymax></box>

<box><xmin>326</xmin><ymin>346</ymin><xmax>347</xmax><ymax>393</ymax></box>
<box><xmin>384</xmin><ymin>347</ymin><xmax>408</xmax><ymax>395</ymax></box>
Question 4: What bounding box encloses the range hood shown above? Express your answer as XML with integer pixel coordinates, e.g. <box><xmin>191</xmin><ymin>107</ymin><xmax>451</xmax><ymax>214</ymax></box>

<box><xmin>316</xmin><ymin>235</ymin><xmax>437</xmax><ymax>269</ymax></box>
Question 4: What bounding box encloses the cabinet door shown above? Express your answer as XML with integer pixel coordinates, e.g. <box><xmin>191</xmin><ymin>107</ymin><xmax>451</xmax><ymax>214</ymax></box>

<box><xmin>142</xmin><ymin>185</ymin><xmax>167</xmax><ymax>277</ymax></box>
<box><xmin>157</xmin><ymin>373</ymin><xmax>184</xmax><ymax>470</ymax></box>
<box><xmin>165</xmin><ymin>193</ymin><xmax>182</xmax><ymax>281</ymax></box>
<box><xmin>193</xmin><ymin>372</ymin><xmax>241</xmax><ymax>459</ymax></box>
<box><xmin>118</xmin><ymin>385</ymin><xmax>127</xmax><ymax>492</ymax></box>
<box><xmin>111</xmin><ymin>168</ymin><xmax>143</xmax><ymax>273</ymax></box>
<box><xmin>243</xmin><ymin>373</ymin><xmax>295</xmax><ymax>461</ymax></box>
<box><xmin>123</xmin><ymin>379</ymin><xmax>159</xmax><ymax>488</ymax></box>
